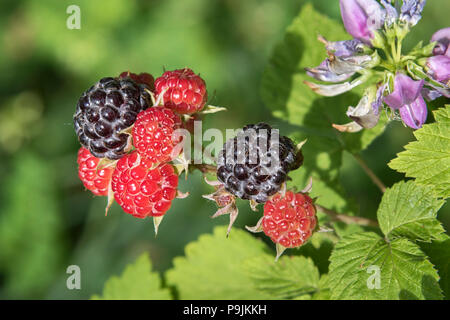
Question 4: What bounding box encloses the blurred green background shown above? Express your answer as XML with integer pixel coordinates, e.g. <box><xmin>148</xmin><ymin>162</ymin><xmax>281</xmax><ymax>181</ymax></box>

<box><xmin>0</xmin><ymin>0</ymin><xmax>448</xmax><ymax>299</ymax></box>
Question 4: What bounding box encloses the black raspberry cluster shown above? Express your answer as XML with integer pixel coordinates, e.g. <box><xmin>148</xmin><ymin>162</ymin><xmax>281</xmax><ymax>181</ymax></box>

<box><xmin>74</xmin><ymin>69</ymin><xmax>207</xmax><ymax>231</ymax></box>
<box><xmin>74</xmin><ymin>68</ymin><xmax>318</xmax><ymax>257</ymax></box>
<box><xmin>206</xmin><ymin>123</ymin><xmax>317</xmax><ymax>258</ymax></box>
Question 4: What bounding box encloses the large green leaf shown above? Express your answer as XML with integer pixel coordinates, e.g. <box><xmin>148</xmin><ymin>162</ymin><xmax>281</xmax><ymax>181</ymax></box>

<box><xmin>92</xmin><ymin>253</ymin><xmax>171</xmax><ymax>300</ymax></box>
<box><xmin>166</xmin><ymin>226</ymin><xmax>327</xmax><ymax>300</ymax></box>
<box><xmin>377</xmin><ymin>181</ymin><xmax>445</xmax><ymax>242</ymax></box>
<box><xmin>242</xmin><ymin>255</ymin><xmax>320</xmax><ymax>299</ymax></box>
<box><xmin>166</xmin><ymin>226</ymin><xmax>273</xmax><ymax>299</ymax></box>
<box><xmin>328</xmin><ymin>232</ymin><xmax>442</xmax><ymax>300</ymax></box>
<box><xmin>261</xmin><ymin>3</ymin><xmax>386</xmax><ymax>215</ymax></box>
<box><xmin>389</xmin><ymin>106</ymin><xmax>450</xmax><ymax>198</ymax></box>
<box><xmin>420</xmin><ymin>234</ymin><xmax>450</xmax><ymax>299</ymax></box>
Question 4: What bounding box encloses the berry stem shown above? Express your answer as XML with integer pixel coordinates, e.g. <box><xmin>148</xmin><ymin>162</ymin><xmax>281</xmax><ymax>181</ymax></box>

<box><xmin>352</xmin><ymin>154</ymin><xmax>387</xmax><ymax>193</ymax></box>
<box><xmin>195</xmin><ymin>162</ymin><xmax>379</xmax><ymax>228</ymax></box>
<box><xmin>315</xmin><ymin>204</ymin><xmax>379</xmax><ymax>227</ymax></box>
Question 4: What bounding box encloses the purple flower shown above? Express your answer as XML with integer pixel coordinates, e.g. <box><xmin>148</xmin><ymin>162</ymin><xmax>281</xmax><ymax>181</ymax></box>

<box><xmin>427</xmin><ymin>55</ymin><xmax>450</xmax><ymax>83</ymax></box>
<box><xmin>380</xmin><ymin>0</ymin><xmax>398</xmax><ymax>27</ymax></box>
<box><xmin>346</xmin><ymin>93</ymin><xmax>380</xmax><ymax>129</ymax></box>
<box><xmin>431</xmin><ymin>27</ymin><xmax>450</xmax><ymax>57</ymax></box>
<box><xmin>398</xmin><ymin>95</ymin><xmax>427</xmax><ymax>129</ymax></box>
<box><xmin>383</xmin><ymin>73</ymin><xmax>427</xmax><ymax>129</ymax></box>
<box><xmin>422</xmin><ymin>87</ymin><xmax>442</xmax><ymax>101</ymax></box>
<box><xmin>318</xmin><ymin>35</ymin><xmax>365</xmax><ymax>57</ymax></box>
<box><xmin>400</xmin><ymin>0</ymin><xmax>426</xmax><ymax>27</ymax></box>
<box><xmin>304</xmin><ymin>78</ymin><xmax>365</xmax><ymax>97</ymax></box>
<box><xmin>383</xmin><ymin>73</ymin><xmax>424</xmax><ymax>109</ymax></box>
<box><xmin>305</xmin><ymin>60</ymin><xmax>354</xmax><ymax>82</ymax></box>
<box><xmin>373</xmin><ymin>83</ymin><xmax>388</xmax><ymax>115</ymax></box>
<box><xmin>339</xmin><ymin>0</ymin><xmax>385</xmax><ymax>44</ymax></box>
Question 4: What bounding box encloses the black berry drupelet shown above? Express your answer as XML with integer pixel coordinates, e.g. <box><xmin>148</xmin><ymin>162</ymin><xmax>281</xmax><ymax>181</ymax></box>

<box><xmin>73</xmin><ymin>76</ymin><xmax>151</xmax><ymax>160</ymax></box>
<box><xmin>216</xmin><ymin>123</ymin><xmax>303</xmax><ymax>203</ymax></box>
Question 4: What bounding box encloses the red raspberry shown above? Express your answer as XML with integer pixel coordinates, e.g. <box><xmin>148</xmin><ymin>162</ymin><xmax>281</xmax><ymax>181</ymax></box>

<box><xmin>119</xmin><ymin>71</ymin><xmax>155</xmax><ymax>90</ymax></box>
<box><xmin>77</xmin><ymin>147</ymin><xmax>114</xmax><ymax>196</ymax></box>
<box><xmin>154</xmin><ymin>68</ymin><xmax>207</xmax><ymax>114</ymax></box>
<box><xmin>132</xmin><ymin>107</ymin><xmax>182</xmax><ymax>164</ymax></box>
<box><xmin>262</xmin><ymin>191</ymin><xmax>317</xmax><ymax>248</ymax></box>
<box><xmin>111</xmin><ymin>151</ymin><xmax>178</xmax><ymax>218</ymax></box>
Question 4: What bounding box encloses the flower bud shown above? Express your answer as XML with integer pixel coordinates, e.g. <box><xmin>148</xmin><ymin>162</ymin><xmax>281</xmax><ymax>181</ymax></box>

<box><xmin>426</xmin><ymin>55</ymin><xmax>450</xmax><ymax>83</ymax></box>
<box><xmin>399</xmin><ymin>0</ymin><xmax>426</xmax><ymax>27</ymax></box>
<box><xmin>305</xmin><ymin>60</ymin><xmax>354</xmax><ymax>83</ymax></box>
<box><xmin>339</xmin><ymin>0</ymin><xmax>385</xmax><ymax>44</ymax></box>
<box><xmin>380</xmin><ymin>0</ymin><xmax>398</xmax><ymax>27</ymax></box>
<box><xmin>431</xmin><ymin>27</ymin><xmax>450</xmax><ymax>57</ymax></box>
<box><xmin>318</xmin><ymin>35</ymin><xmax>366</xmax><ymax>57</ymax></box>
<box><xmin>346</xmin><ymin>87</ymin><xmax>380</xmax><ymax>129</ymax></box>
<box><xmin>399</xmin><ymin>95</ymin><xmax>427</xmax><ymax>129</ymax></box>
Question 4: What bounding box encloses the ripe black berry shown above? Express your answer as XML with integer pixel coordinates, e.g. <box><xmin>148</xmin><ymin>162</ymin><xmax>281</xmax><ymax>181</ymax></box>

<box><xmin>216</xmin><ymin>123</ymin><xmax>303</xmax><ymax>203</ymax></box>
<box><xmin>73</xmin><ymin>76</ymin><xmax>151</xmax><ymax>160</ymax></box>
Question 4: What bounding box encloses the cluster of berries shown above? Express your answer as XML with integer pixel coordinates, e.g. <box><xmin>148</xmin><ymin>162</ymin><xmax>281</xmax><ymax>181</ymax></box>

<box><xmin>74</xmin><ymin>68</ymin><xmax>317</xmax><ymax>258</ymax></box>
<box><xmin>206</xmin><ymin>123</ymin><xmax>317</xmax><ymax>258</ymax></box>
<box><xmin>74</xmin><ymin>68</ymin><xmax>207</xmax><ymax>231</ymax></box>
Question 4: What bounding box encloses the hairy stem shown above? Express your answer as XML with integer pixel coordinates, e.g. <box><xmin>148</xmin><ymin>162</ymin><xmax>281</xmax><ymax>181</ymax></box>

<box><xmin>193</xmin><ymin>163</ymin><xmax>380</xmax><ymax>227</ymax></box>
<box><xmin>352</xmin><ymin>154</ymin><xmax>387</xmax><ymax>193</ymax></box>
<box><xmin>315</xmin><ymin>204</ymin><xmax>379</xmax><ymax>227</ymax></box>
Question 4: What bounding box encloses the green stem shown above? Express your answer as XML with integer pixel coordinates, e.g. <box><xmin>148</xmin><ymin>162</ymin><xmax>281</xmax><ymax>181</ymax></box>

<box><xmin>194</xmin><ymin>163</ymin><xmax>380</xmax><ymax>228</ymax></box>
<box><xmin>315</xmin><ymin>204</ymin><xmax>379</xmax><ymax>227</ymax></box>
<box><xmin>353</xmin><ymin>154</ymin><xmax>387</xmax><ymax>193</ymax></box>
<box><xmin>396</xmin><ymin>41</ymin><xmax>402</xmax><ymax>63</ymax></box>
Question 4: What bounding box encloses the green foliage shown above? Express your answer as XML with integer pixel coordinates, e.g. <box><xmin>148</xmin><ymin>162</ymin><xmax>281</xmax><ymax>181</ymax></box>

<box><xmin>377</xmin><ymin>181</ymin><xmax>445</xmax><ymax>242</ymax></box>
<box><xmin>389</xmin><ymin>106</ymin><xmax>450</xmax><ymax>199</ymax></box>
<box><xmin>242</xmin><ymin>255</ymin><xmax>320</xmax><ymax>299</ymax></box>
<box><xmin>166</xmin><ymin>226</ymin><xmax>327</xmax><ymax>300</ymax></box>
<box><xmin>328</xmin><ymin>232</ymin><xmax>442</xmax><ymax>300</ymax></box>
<box><xmin>92</xmin><ymin>253</ymin><xmax>171</xmax><ymax>300</ymax></box>
<box><xmin>420</xmin><ymin>234</ymin><xmax>450</xmax><ymax>299</ymax></box>
<box><xmin>328</xmin><ymin>179</ymin><xmax>447</xmax><ymax>299</ymax></box>
<box><xmin>166</xmin><ymin>226</ymin><xmax>274</xmax><ymax>299</ymax></box>
<box><xmin>0</xmin><ymin>154</ymin><xmax>63</xmax><ymax>298</ymax></box>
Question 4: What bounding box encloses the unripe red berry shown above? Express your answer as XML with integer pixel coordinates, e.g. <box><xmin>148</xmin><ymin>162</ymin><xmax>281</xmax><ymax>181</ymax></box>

<box><xmin>132</xmin><ymin>107</ymin><xmax>182</xmax><ymax>164</ymax></box>
<box><xmin>77</xmin><ymin>147</ymin><xmax>114</xmax><ymax>196</ymax></box>
<box><xmin>154</xmin><ymin>68</ymin><xmax>207</xmax><ymax>114</ymax></box>
<box><xmin>111</xmin><ymin>151</ymin><xmax>178</xmax><ymax>218</ymax></box>
<box><xmin>262</xmin><ymin>191</ymin><xmax>317</xmax><ymax>248</ymax></box>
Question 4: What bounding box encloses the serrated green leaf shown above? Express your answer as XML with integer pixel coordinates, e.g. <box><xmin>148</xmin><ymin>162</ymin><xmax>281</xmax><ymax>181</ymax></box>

<box><xmin>434</xmin><ymin>105</ymin><xmax>450</xmax><ymax>122</ymax></box>
<box><xmin>389</xmin><ymin>106</ymin><xmax>450</xmax><ymax>198</ymax></box>
<box><xmin>377</xmin><ymin>181</ymin><xmax>445</xmax><ymax>242</ymax></box>
<box><xmin>311</xmin><ymin>274</ymin><xmax>331</xmax><ymax>300</ymax></box>
<box><xmin>166</xmin><ymin>226</ymin><xmax>274</xmax><ymax>299</ymax></box>
<box><xmin>242</xmin><ymin>255</ymin><xmax>320</xmax><ymax>299</ymax></box>
<box><xmin>92</xmin><ymin>253</ymin><xmax>171</xmax><ymax>300</ymax></box>
<box><xmin>420</xmin><ymin>234</ymin><xmax>450</xmax><ymax>299</ymax></box>
<box><xmin>328</xmin><ymin>232</ymin><xmax>442</xmax><ymax>300</ymax></box>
